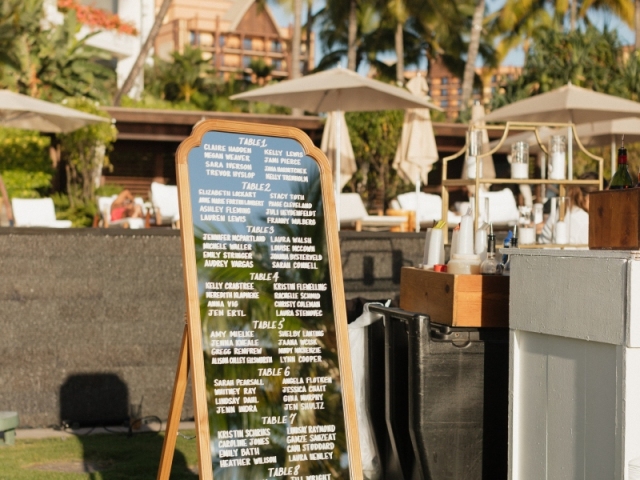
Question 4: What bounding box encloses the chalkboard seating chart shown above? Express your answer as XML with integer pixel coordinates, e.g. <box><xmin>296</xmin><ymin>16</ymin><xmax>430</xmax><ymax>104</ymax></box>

<box><xmin>165</xmin><ymin>120</ymin><xmax>361</xmax><ymax>480</ymax></box>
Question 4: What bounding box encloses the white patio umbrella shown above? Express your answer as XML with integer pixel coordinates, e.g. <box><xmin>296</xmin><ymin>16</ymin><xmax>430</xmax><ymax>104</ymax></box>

<box><xmin>392</xmin><ymin>75</ymin><xmax>439</xmax><ymax>231</ymax></box>
<box><xmin>468</xmin><ymin>102</ymin><xmax>496</xmax><ymax>180</ymax></box>
<box><xmin>575</xmin><ymin>117</ymin><xmax>640</xmax><ymax>176</ymax></box>
<box><xmin>482</xmin><ymin>83</ymin><xmax>640</xmax><ymax>178</ymax></box>
<box><xmin>231</xmin><ymin>67</ymin><xmax>442</xmax><ymax>222</ymax></box>
<box><xmin>0</xmin><ymin>90</ymin><xmax>109</xmax><ymax>133</ymax></box>
<box><xmin>321</xmin><ymin>111</ymin><xmax>356</xmax><ymax>189</ymax></box>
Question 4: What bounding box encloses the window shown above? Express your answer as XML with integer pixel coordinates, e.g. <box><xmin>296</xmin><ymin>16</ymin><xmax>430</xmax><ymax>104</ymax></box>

<box><xmin>243</xmin><ymin>56</ymin><xmax>252</xmax><ymax>68</ymax></box>
<box><xmin>271</xmin><ymin>40</ymin><xmax>282</xmax><ymax>52</ymax></box>
<box><xmin>441</xmin><ymin>99</ymin><xmax>449</xmax><ymax>107</ymax></box>
<box><xmin>80</xmin><ymin>0</ymin><xmax>116</xmax><ymax>13</ymax></box>
<box><xmin>272</xmin><ymin>59</ymin><xmax>282</xmax><ymax>71</ymax></box>
<box><xmin>218</xmin><ymin>36</ymin><xmax>225</xmax><ymax>47</ymax></box>
<box><xmin>458</xmin><ymin>88</ymin><xmax>463</xmax><ymax>95</ymax></box>
<box><xmin>441</xmin><ymin>89</ymin><xmax>448</xmax><ymax>97</ymax></box>
<box><xmin>441</xmin><ymin>77</ymin><xmax>449</xmax><ymax>85</ymax></box>
<box><xmin>243</xmin><ymin>37</ymin><xmax>253</xmax><ymax>50</ymax></box>
<box><xmin>189</xmin><ymin>31</ymin><xmax>199</xmax><ymax>45</ymax></box>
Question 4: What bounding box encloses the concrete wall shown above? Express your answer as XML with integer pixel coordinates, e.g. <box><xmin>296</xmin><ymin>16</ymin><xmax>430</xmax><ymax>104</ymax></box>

<box><xmin>0</xmin><ymin>228</ymin><xmax>424</xmax><ymax>427</ymax></box>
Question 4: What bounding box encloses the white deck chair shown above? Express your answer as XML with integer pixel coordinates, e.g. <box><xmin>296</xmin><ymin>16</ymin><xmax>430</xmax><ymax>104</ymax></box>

<box><xmin>339</xmin><ymin>193</ymin><xmax>407</xmax><ymax>231</ymax></box>
<box><xmin>479</xmin><ymin>188</ymin><xmax>519</xmax><ymax>226</ymax></box>
<box><xmin>150</xmin><ymin>182</ymin><xmax>180</xmax><ymax>228</ymax></box>
<box><xmin>11</xmin><ymin>198</ymin><xmax>72</xmax><ymax>228</ymax></box>
<box><xmin>395</xmin><ymin>192</ymin><xmax>462</xmax><ymax>227</ymax></box>
<box><xmin>97</xmin><ymin>195</ymin><xmax>146</xmax><ymax>229</ymax></box>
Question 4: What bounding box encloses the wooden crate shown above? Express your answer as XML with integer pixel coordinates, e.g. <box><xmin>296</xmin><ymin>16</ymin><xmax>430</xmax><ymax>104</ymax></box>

<box><xmin>400</xmin><ymin>267</ymin><xmax>509</xmax><ymax>327</ymax></box>
<box><xmin>589</xmin><ymin>189</ymin><xmax>640</xmax><ymax>250</ymax></box>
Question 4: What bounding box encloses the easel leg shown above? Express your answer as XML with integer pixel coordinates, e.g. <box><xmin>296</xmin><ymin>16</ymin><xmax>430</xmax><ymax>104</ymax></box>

<box><xmin>157</xmin><ymin>324</ymin><xmax>190</xmax><ymax>480</ymax></box>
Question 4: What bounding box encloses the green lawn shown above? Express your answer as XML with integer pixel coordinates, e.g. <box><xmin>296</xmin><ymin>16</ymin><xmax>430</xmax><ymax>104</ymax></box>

<box><xmin>0</xmin><ymin>431</ymin><xmax>198</xmax><ymax>480</ymax></box>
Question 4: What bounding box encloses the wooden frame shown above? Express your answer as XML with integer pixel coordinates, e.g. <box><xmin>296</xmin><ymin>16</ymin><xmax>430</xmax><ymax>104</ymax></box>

<box><xmin>159</xmin><ymin>120</ymin><xmax>362</xmax><ymax>479</ymax></box>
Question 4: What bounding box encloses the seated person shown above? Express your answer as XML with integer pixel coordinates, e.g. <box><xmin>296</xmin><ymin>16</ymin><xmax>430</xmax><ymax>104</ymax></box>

<box><xmin>539</xmin><ymin>172</ymin><xmax>599</xmax><ymax>245</ymax></box>
<box><xmin>110</xmin><ymin>189</ymin><xmax>143</xmax><ymax>222</ymax></box>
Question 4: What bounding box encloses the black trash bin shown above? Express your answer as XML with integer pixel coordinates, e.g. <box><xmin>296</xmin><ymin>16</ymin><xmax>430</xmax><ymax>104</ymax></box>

<box><xmin>368</xmin><ymin>305</ymin><xmax>508</xmax><ymax>480</ymax></box>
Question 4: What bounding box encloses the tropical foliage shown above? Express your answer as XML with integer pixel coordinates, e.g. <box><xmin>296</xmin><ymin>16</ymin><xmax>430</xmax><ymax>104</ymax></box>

<box><xmin>344</xmin><ymin>110</ymin><xmax>407</xmax><ymax>209</ymax></box>
<box><xmin>0</xmin><ymin>0</ymin><xmax>115</xmax><ymax>103</ymax></box>
<box><xmin>57</xmin><ymin>97</ymin><xmax>117</xmax><ymax>226</ymax></box>
<box><xmin>0</xmin><ymin>128</ymin><xmax>52</xmax><ymax>199</ymax></box>
<box><xmin>490</xmin><ymin>25</ymin><xmax>639</xmax><ymax>109</ymax></box>
<box><xmin>57</xmin><ymin>0</ymin><xmax>138</xmax><ymax>35</ymax></box>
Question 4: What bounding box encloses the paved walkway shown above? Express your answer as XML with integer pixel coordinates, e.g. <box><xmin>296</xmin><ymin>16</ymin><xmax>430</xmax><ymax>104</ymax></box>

<box><xmin>16</xmin><ymin>421</ymin><xmax>196</xmax><ymax>440</ymax></box>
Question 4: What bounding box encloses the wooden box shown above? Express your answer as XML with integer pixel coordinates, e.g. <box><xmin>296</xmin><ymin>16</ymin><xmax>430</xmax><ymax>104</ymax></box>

<box><xmin>589</xmin><ymin>189</ymin><xmax>640</xmax><ymax>250</ymax></box>
<box><xmin>399</xmin><ymin>267</ymin><xmax>510</xmax><ymax>327</ymax></box>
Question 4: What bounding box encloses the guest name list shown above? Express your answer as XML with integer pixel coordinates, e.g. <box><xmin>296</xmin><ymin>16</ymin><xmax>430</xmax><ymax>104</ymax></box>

<box><xmin>187</xmin><ymin>130</ymin><xmax>349</xmax><ymax>480</ymax></box>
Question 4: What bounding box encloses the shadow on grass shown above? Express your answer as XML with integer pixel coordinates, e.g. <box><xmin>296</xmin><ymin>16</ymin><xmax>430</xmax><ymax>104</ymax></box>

<box><xmin>77</xmin><ymin>431</ymin><xmax>198</xmax><ymax>480</ymax></box>
<box><xmin>57</xmin><ymin>373</ymin><xmax>198</xmax><ymax>479</ymax></box>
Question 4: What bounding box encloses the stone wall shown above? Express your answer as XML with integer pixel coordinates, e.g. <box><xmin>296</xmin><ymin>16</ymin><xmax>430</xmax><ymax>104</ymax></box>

<box><xmin>0</xmin><ymin>228</ymin><xmax>424</xmax><ymax>427</ymax></box>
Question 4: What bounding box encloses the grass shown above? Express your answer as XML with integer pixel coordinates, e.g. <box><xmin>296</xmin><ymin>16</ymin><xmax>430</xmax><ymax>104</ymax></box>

<box><xmin>0</xmin><ymin>430</ymin><xmax>198</xmax><ymax>480</ymax></box>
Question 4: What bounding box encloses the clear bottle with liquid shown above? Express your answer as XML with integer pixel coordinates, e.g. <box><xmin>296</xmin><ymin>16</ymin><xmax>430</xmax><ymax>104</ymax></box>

<box><xmin>480</xmin><ymin>224</ymin><xmax>503</xmax><ymax>275</ymax></box>
<box><xmin>503</xmin><ymin>225</ymin><xmax>518</xmax><ymax>277</ymax></box>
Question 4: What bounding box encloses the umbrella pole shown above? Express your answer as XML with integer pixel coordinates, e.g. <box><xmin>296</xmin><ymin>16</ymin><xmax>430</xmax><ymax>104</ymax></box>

<box><xmin>611</xmin><ymin>137</ymin><xmax>616</xmax><ymax>180</ymax></box>
<box><xmin>538</xmin><ymin>152</ymin><xmax>546</xmax><ymax>201</ymax></box>
<box><xmin>336</xmin><ymin>111</ymin><xmax>342</xmax><ymax>231</ymax></box>
<box><xmin>567</xmin><ymin>125</ymin><xmax>573</xmax><ymax>180</ymax></box>
<box><xmin>415</xmin><ymin>173</ymin><xmax>420</xmax><ymax>233</ymax></box>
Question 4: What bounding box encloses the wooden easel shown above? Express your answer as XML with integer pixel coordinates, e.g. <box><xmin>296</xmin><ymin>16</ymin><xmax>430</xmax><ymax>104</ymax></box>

<box><xmin>157</xmin><ymin>324</ymin><xmax>190</xmax><ymax>480</ymax></box>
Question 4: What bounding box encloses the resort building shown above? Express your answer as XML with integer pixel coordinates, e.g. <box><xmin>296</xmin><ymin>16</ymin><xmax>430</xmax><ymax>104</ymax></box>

<box><xmin>425</xmin><ymin>56</ymin><xmax>522</xmax><ymax>120</ymax></box>
<box><xmin>154</xmin><ymin>0</ymin><xmax>312</xmax><ymax>83</ymax></box>
<box><xmin>44</xmin><ymin>0</ymin><xmax>309</xmax><ymax>97</ymax></box>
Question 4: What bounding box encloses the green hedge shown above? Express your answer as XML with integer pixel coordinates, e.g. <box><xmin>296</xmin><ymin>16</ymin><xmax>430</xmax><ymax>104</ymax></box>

<box><xmin>0</xmin><ymin>128</ymin><xmax>53</xmax><ymax>198</ymax></box>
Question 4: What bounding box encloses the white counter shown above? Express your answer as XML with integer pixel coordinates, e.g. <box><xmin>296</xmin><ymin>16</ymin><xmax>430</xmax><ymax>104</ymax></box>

<box><xmin>508</xmin><ymin>249</ymin><xmax>640</xmax><ymax>480</ymax></box>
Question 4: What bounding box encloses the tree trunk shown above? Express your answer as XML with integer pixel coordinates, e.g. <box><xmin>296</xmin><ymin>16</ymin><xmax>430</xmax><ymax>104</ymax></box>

<box><xmin>305</xmin><ymin>0</ymin><xmax>314</xmax><ymax>73</ymax></box>
<box><xmin>292</xmin><ymin>0</ymin><xmax>302</xmax><ymax>79</ymax></box>
<box><xmin>395</xmin><ymin>22</ymin><xmax>404</xmax><ymax>85</ymax></box>
<box><xmin>347</xmin><ymin>0</ymin><xmax>357</xmax><ymax>71</ymax></box>
<box><xmin>461</xmin><ymin>0</ymin><xmax>485</xmax><ymax>109</ymax></box>
<box><xmin>114</xmin><ymin>0</ymin><xmax>172</xmax><ymax>106</ymax></box>
<box><xmin>291</xmin><ymin>0</ymin><xmax>303</xmax><ymax>115</ymax></box>
<box><xmin>570</xmin><ymin>0</ymin><xmax>577</xmax><ymax>31</ymax></box>
<box><xmin>636</xmin><ymin>0</ymin><xmax>640</xmax><ymax>50</ymax></box>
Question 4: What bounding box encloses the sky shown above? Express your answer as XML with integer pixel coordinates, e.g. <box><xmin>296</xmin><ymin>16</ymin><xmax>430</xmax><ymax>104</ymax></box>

<box><xmin>268</xmin><ymin>0</ymin><xmax>636</xmax><ymax>69</ymax></box>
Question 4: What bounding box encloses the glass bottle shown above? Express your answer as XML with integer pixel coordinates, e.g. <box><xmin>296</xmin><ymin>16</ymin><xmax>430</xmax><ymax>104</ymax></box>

<box><xmin>503</xmin><ymin>225</ymin><xmax>518</xmax><ymax>277</ymax></box>
<box><xmin>480</xmin><ymin>224</ymin><xmax>503</xmax><ymax>275</ymax></box>
<box><xmin>610</xmin><ymin>136</ymin><xmax>633</xmax><ymax>189</ymax></box>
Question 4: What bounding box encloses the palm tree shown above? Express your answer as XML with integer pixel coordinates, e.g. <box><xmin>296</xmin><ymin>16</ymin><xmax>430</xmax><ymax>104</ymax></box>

<box><xmin>636</xmin><ymin>0</ymin><xmax>640</xmax><ymax>49</ymax></box>
<box><xmin>304</xmin><ymin>0</ymin><xmax>322</xmax><ymax>73</ymax></box>
<box><xmin>461</xmin><ymin>0</ymin><xmax>485</xmax><ymax>109</ymax></box>
<box><xmin>347</xmin><ymin>0</ymin><xmax>358</xmax><ymax>70</ymax></box>
<box><xmin>491</xmin><ymin>0</ymin><xmax>633</xmax><ymax>63</ymax></box>
<box><xmin>114</xmin><ymin>0</ymin><xmax>171</xmax><ymax>105</ymax></box>
<box><xmin>319</xmin><ymin>0</ymin><xmax>375</xmax><ymax>72</ymax></box>
<box><xmin>388</xmin><ymin>0</ymin><xmax>408</xmax><ymax>84</ymax></box>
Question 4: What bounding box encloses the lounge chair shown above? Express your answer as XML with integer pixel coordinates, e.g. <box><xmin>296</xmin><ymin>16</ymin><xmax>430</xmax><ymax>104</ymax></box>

<box><xmin>95</xmin><ymin>195</ymin><xmax>147</xmax><ymax>229</ymax></box>
<box><xmin>11</xmin><ymin>198</ymin><xmax>72</xmax><ymax>228</ymax></box>
<box><xmin>339</xmin><ymin>193</ymin><xmax>407</xmax><ymax>231</ymax></box>
<box><xmin>150</xmin><ymin>182</ymin><xmax>180</xmax><ymax>228</ymax></box>
<box><xmin>478</xmin><ymin>188</ymin><xmax>519</xmax><ymax>226</ymax></box>
<box><xmin>392</xmin><ymin>192</ymin><xmax>462</xmax><ymax>228</ymax></box>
